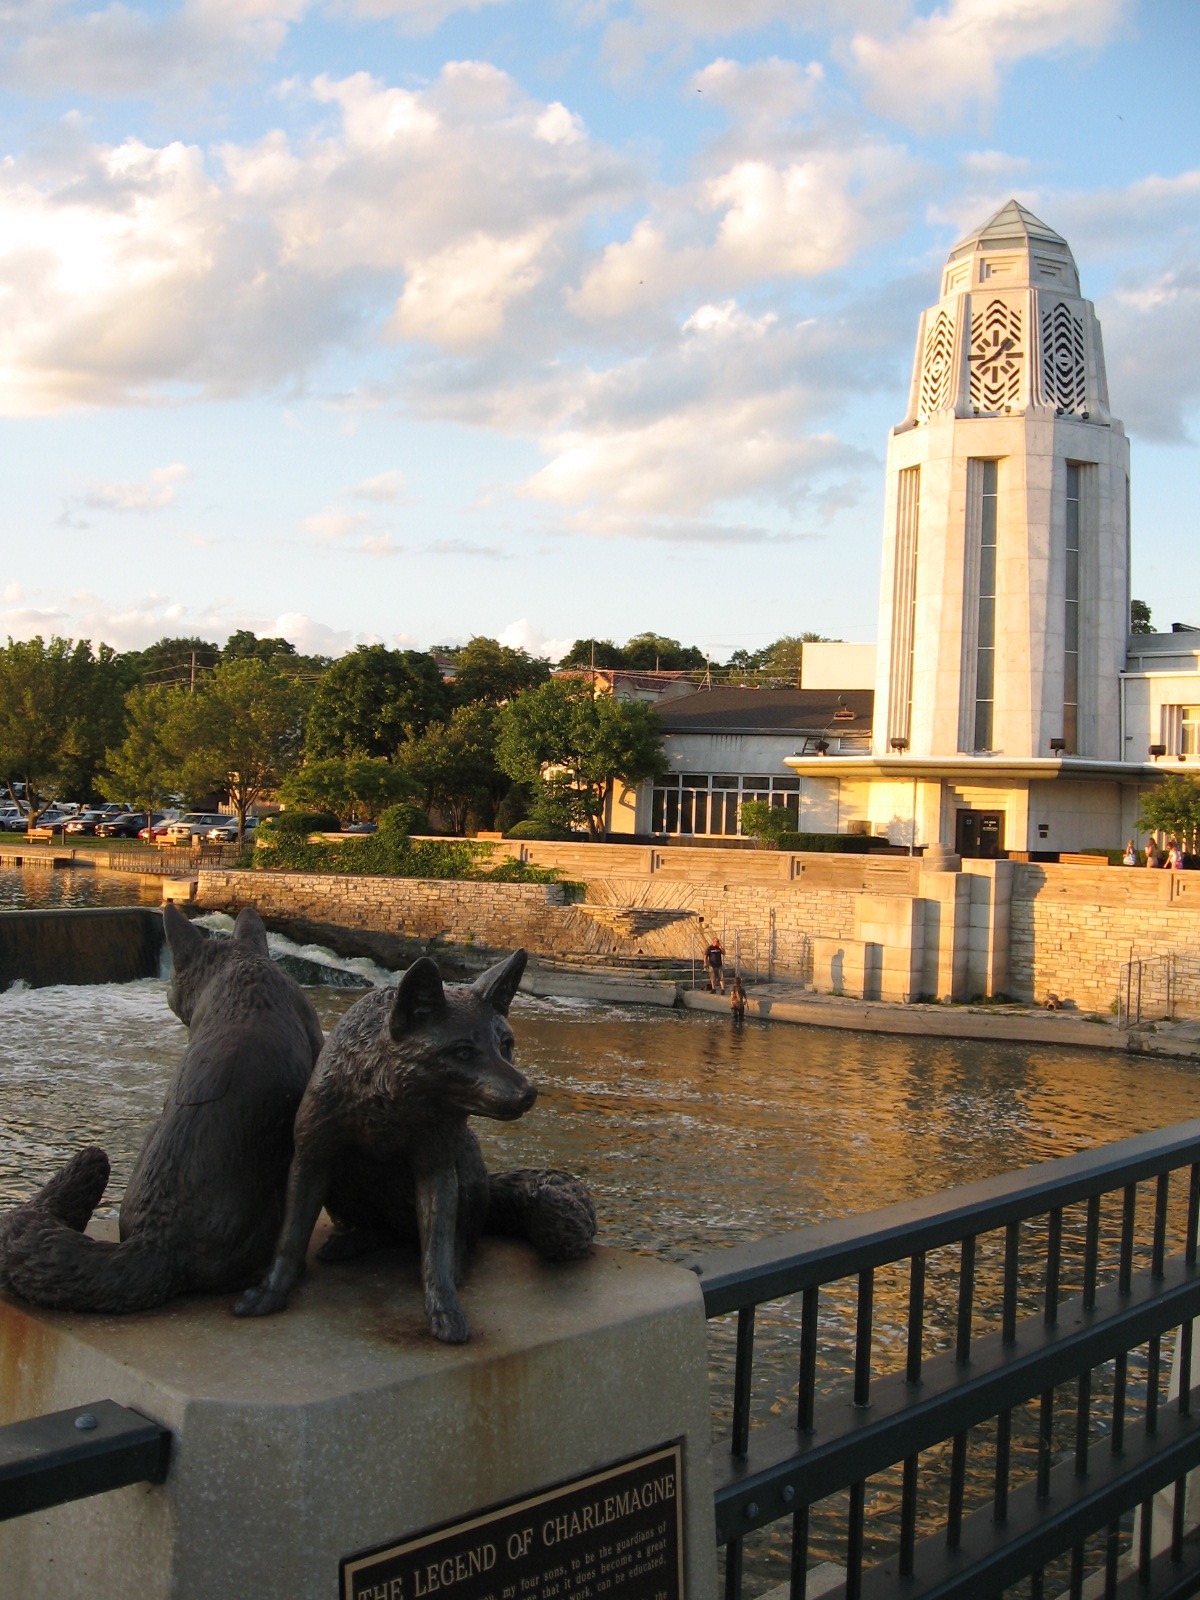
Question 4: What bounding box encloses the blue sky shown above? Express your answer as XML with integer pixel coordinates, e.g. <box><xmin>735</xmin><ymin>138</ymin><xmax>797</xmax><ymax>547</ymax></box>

<box><xmin>1</xmin><ymin>0</ymin><xmax>1197</xmax><ymax>663</ymax></box>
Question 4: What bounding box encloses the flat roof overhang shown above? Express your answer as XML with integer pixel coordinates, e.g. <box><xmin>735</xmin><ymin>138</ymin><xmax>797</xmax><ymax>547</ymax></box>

<box><xmin>781</xmin><ymin>754</ymin><xmax>1168</xmax><ymax>782</ymax></box>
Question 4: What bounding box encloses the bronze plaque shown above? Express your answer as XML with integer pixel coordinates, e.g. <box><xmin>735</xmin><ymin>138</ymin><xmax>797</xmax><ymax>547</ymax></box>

<box><xmin>340</xmin><ymin>1441</ymin><xmax>684</xmax><ymax>1600</ymax></box>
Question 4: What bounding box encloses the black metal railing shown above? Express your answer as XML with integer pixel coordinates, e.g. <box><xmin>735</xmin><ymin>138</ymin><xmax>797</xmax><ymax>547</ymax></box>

<box><xmin>0</xmin><ymin>1400</ymin><xmax>169</xmax><ymax>1521</ymax></box>
<box><xmin>694</xmin><ymin>1119</ymin><xmax>1200</xmax><ymax>1600</ymax></box>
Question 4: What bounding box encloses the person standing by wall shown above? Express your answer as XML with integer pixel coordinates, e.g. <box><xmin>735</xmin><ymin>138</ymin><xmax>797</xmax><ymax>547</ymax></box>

<box><xmin>704</xmin><ymin>935</ymin><xmax>725</xmax><ymax>993</ymax></box>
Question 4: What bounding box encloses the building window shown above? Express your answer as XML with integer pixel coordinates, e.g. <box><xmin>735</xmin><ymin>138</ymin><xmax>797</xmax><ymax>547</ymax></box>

<box><xmin>649</xmin><ymin>773</ymin><xmax>803</xmax><ymax>837</ymax></box>
<box><xmin>888</xmin><ymin>467</ymin><xmax>920</xmax><ymax>747</ymax></box>
<box><xmin>1064</xmin><ymin>462</ymin><xmax>1080</xmax><ymax>753</ymax></box>
<box><xmin>973</xmin><ymin>460</ymin><xmax>998</xmax><ymax>751</ymax></box>
<box><xmin>1179</xmin><ymin>709</ymin><xmax>1200</xmax><ymax>757</ymax></box>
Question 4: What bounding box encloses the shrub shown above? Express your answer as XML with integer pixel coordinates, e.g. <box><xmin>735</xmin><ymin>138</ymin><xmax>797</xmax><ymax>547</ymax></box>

<box><xmin>739</xmin><ymin>800</ymin><xmax>794</xmax><ymax>847</ymax></box>
<box><xmin>504</xmin><ymin>819</ymin><xmax>578</xmax><ymax>840</ymax></box>
<box><xmin>377</xmin><ymin>802</ymin><xmax>432</xmax><ymax>838</ymax></box>
<box><xmin>494</xmin><ymin>783</ymin><xmax>529</xmax><ymax>834</ymax></box>
<box><xmin>270</xmin><ymin>810</ymin><xmax>341</xmax><ymax>837</ymax></box>
<box><xmin>776</xmin><ymin>831</ymin><xmax>874</xmax><ymax>854</ymax></box>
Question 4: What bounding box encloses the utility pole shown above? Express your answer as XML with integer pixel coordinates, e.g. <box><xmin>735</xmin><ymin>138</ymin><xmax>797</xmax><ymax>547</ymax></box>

<box><xmin>189</xmin><ymin>652</ymin><xmax>196</xmax><ymax>694</ymax></box>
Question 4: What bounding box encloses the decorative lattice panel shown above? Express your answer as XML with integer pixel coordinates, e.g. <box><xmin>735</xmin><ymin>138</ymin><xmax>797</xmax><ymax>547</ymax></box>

<box><xmin>918</xmin><ymin>309</ymin><xmax>955</xmax><ymax>418</ymax></box>
<box><xmin>1041</xmin><ymin>301</ymin><xmax>1086</xmax><ymax>412</ymax></box>
<box><xmin>969</xmin><ymin>300</ymin><xmax>1023</xmax><ymax>411</ymax></box>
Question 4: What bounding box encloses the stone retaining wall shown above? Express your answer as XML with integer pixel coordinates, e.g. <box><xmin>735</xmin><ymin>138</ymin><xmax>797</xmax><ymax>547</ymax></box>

<box><xmin>196</xmin><ymin>850</ymin><xmax>1200</xmax><ymax>1013</ymax></box>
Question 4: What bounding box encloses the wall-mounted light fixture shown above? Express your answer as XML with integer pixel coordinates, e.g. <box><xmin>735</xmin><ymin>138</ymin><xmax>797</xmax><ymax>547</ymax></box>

<box><xmin>1149</xmin><ymin>744</ymin><xmax>1167</xmax><ymax>760</ymax></box>
<box><xmin>1049</xmin><ymin>738</ymin><xmax>1067</xmax><ymax>752</ymax></box>
<box><xmin>889</xmin><ymin>737</ymin><xmax>909</xmax><ymax>752</ymax></box>
<box><xmin>814</xmin><ymin>739</ymin><xmax>830</xmax><ymax>756</ymax></box>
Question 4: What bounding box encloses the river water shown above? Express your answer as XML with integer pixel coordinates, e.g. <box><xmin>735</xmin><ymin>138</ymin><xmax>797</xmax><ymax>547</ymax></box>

<box><xmin>4</xmin><ymin>867</ymin><xmax>1200</xmax><ymax>1590</ymax></box>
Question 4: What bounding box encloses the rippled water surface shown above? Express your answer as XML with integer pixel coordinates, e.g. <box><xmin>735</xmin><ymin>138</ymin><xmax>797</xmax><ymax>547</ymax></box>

<box><xmin>0</xmin><ymin>864</ymin><xmax>161</xmax><ymax>908</ymax></box>
<box><xmin>4</xmin><ymin>873</ymin><xmax>1200</xmax><ymax>1593</ymax></box>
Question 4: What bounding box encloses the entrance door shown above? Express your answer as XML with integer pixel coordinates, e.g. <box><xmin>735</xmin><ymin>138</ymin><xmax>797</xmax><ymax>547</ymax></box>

<box><xmin>955</xmin><ymin>809</ymin><xmax>1005</xmax><ymax>859</ymax></box>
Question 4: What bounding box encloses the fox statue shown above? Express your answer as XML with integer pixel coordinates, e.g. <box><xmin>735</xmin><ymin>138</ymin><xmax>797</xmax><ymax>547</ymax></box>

<box><xmin>0</xmin><ymin>905</ymin><xmax>324</xmax><ymax>1312</ymax></box>
<box><xmin>235</xmin><ymin>947</ymin><xmax>596</xmax><ymax>1343</ymax></box>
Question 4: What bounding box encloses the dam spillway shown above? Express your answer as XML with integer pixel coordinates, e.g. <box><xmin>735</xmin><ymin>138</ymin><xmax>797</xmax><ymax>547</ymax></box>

<box><xmin>0</xmin><ymin>907</ymin><xmax>167</xmax><ymax>991</ymax></box>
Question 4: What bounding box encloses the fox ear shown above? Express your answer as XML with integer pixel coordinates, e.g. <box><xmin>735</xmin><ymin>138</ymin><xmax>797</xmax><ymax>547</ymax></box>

<box><xmin>390</xmin><ymin>957</ymin><xmax>446</xmax><ymax>1039</ymax></box>
<box><xmin>472</xmin><ymin>949</ymin><xmax>527</xmax><ymax>1017</ymax></box>
<box><xmin>232</xmin><ymin>907</ymin><xmax>269</xmax><ymax>955</ymax></box>
<box><xmin>163</xmin><ymin>903</ymin><xmax>205</xmax><ymax>969</ymax></box>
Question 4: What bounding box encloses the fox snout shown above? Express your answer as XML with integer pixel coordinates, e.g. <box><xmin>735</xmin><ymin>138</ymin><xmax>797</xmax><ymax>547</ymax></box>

<box><xmin>481</xmin><ymin>1071</ymin><xmax>537</xmax><ymax>1121</ymax></box>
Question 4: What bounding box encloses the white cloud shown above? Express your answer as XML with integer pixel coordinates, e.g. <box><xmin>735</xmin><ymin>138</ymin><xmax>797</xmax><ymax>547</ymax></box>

<box><xmin>0</xmin><ymin>64</ymin><xmax>638</xmax><ymax>411</ymax></box>
<box><xmin>350</xmin><ymin>470</ymin><xmax>406</xmax><ymax>501</ymax></box>
<box><xmin>2</xmin><ymin>0</ymin><xmax>311</xmax><ymax>98</ymax></box>
<box><xmin>495</xmin><ymin>617</ymin><xmax>574</xmax><ymax>663</ymax></box>
<box><xmin>332</xmin><ymin>0</ymin><xmax>510</xmax><ymax>35</ymax></box>
<box><xmin>302</xmin><ymin>508</ymin><xmax>371</xmax><ymax>540</ymax></box>
<box><xmin>84</xmin><ymin>462</ymin><xmax>190</xmax><ymax>513</ymax></box>
<box><xmin>848</xmin><ymin>0</ymin><xmax>1129</xmax><ymax>129</ymax></box>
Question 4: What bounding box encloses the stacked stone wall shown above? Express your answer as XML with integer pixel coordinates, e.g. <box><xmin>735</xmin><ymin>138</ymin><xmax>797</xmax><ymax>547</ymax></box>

<box><xmin>1009</xmin><ymin>864</ymin><xmax>1200</xmax><ymax>1011</ymax></box>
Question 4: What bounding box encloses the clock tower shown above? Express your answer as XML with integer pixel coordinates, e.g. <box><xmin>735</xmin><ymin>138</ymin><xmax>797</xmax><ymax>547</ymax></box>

<box><xmin>871</xmin><ymin>200</ymin><xmax>1130</xmax><ymax>767</ymax></box>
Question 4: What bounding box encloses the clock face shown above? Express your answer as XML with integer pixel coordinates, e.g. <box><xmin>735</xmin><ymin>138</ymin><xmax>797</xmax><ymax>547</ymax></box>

<box><xmin>969</xmin><ymin>302</ymin><xmax>1023</xmax><ymax>409</ymax></box>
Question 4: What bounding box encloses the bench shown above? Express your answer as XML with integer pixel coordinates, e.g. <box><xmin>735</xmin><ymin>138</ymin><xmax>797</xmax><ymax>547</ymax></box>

<box><xmin>26</xmin><ymin>826</ymin><xmax>58</xmax><ymax>843</ymax></box>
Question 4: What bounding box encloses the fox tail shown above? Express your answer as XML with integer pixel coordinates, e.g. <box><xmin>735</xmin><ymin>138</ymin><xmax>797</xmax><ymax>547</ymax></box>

<box><xmin>486</xmin><ymin>1167</ymin><xmax>596</xmax><ymax>1262</ymax></box>
<box><xmin>0</xmin><ymin>1147</ymin><xmax>175</xmax><ymax>1313</ymax></box>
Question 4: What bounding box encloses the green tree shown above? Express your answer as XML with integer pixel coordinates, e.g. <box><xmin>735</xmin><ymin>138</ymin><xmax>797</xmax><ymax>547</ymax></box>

<box><xmin>451</xmin><ymin>637</ymin><xmax>549</xmax><ymax>707</ymax></box>
<box><xmin>1131</xmin><ymin>599</ymin><xmax>1154</xmax><ymax>635</ymax></box>
<box><xmin>496</xmin><ymin>677</ymin><xmax>667</xmax><ymax>837</ymax></box>
<box><xmin>102</xmin><ymin>682</ymin><xmax>186</xmax><ymax>821</ymax></box>
<box><xmin>118</xmin><ymin>635</ymin><xmax>221</xmax><ymax>691</ymax></box>
<box><xmin>399</xmin><ymin>703</ymin><xmax>505</xmax><ymax>834</ymax></box>
<box><xmin>280</xmin><ymin>757</ymin><xmax>412</xmax><ymax>824</ymax></box>
<box><xmin>557</xmin><ymin>638</ymin><xmax>628</xmax><ymax>670</ymax></box>
<box><xmin>167</xmin><ymin>658</ymin><xmax>305</xmax><ymax>841</ymax></box>
<box><xmin>621</xmin><ymin>633</ymin><xmax>706</xmax><ymax>671</ymax></box>
<box><xmin>305</xmin><ymin>646</ymin><xmax>449</xmax><ymax>760</ymax></box>
<box><xmin>0</xmin><ymin>636</ymin><xmax>126</xmax><ymax>813</ymax></box>
<box><xmin>726</xmin><ymin>633</ymin><xmax>834</xmax><ymax>682</ymax></box>
<box><xmin>223</xmin><ymin>629</ymin><xmax>298</xmax><ymax>663</ymax></box>
<box><xmin>1138</xmin><ymin>775</ymin><xmax>1200</xmax><ymax>852</ymax></box>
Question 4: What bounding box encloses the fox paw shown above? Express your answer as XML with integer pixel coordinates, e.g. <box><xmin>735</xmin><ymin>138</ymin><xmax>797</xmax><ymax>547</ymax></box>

<box><xmin>233</xmin><ymin>1284</ymin><xmax>289</xmax><ymax>1318</ymax></box>
<box><xmin>427</xmin><ymin>1296</ymin><xmax>470</xmax><ymax>1344</ymax></box>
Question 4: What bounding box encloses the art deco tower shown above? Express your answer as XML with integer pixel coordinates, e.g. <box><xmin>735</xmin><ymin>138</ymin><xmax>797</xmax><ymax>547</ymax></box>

<box><xmin>872</xmin><ymin>201</ymin><xmax>1130</xmax><ymax>763</ymax></box>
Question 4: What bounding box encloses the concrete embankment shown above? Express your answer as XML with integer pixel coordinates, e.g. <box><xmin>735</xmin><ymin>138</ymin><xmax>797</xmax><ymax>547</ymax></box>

<box><xmin>0</xmin><ymin>907</ymin><xmax>165</xmax><ymax>989</ymax></box>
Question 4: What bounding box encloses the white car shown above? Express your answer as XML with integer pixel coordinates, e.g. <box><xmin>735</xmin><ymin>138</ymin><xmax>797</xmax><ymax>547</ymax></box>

<box><xmin>164</xmin><ymin>813</ymin><xmax>228</xmax><ymax>843</ymax></box>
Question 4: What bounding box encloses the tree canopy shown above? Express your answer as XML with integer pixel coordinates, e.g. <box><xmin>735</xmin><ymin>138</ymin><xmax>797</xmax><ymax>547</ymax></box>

<box><xmin>450</xmin><ymin>637</ymin><xmax>550</xmax><ymax>706</ymax></box>
<box><xmin>0</xmin><ymin>636</ymin><xmax>126</xmax><ymax>813</ymax></box>
<box><xmin>304</xmin><ymin>645</ymin><xmax>449</xmax><ymax>760</ymax></box>
<box><xmin>1138</xmin><ymin>774</ymin><xmax>1200</xmax><ymax>851</ymax></box>
<box><xmin>496</xmin><ymin>677</ymin><xmax>666</xmax><ymax>836</ymax></box>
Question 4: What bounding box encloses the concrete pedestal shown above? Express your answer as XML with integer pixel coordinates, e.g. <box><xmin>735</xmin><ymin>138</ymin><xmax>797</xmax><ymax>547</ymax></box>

<box><xmin>0</xmin><ymin>1226</ymin><xmax>716</xmax><ymax>1600</ymax></box>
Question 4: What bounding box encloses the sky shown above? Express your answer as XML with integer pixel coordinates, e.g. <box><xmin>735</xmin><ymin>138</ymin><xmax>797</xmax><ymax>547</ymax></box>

<box><xmin>0</xmin><ymin>0</ymin><xmax>1197</xmax><ymax>666</ymax></box>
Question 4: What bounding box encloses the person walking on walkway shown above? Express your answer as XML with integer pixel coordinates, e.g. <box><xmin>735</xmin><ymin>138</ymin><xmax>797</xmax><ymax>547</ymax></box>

<box><xmin>704</xmin><ymin>935</ymin><xmax>725</xmax><ymax>993</ymax></box>
<box><xmin>1145</xmin><ymin>839</ymin><xmax>1163</xmax><ymax>868</ymax></box>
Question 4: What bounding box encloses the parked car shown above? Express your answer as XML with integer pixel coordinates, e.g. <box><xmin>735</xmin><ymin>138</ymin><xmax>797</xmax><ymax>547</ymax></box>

<box><xmin>96</xmin><ymin>811</ymin><xmax>157</xmax><ymax>838</ymax></box>
<box><xmin>138</xmin><ymin>811</ymin><xmax>181</xmax><ymax>840</ymax></box>
<box><xmin>164</xmin><ymin>813</ymin><xmax>228</xmax><ymax>843</ymax></box>
<box><xmin>341</xmin><ymin>820</ymin><xmax>378</xmax><ymax>833</ymax></box>
<box><xmin>0</xmin><ymin>805</ymin><xmax>26</xmax><ymax>830</ymax></box>
<box><xmin>205</xmin><ymin>816</ymin><xmax>260</xmax><ymax>842</ymax></box>
<box><xmin>27</xmin><ymin>810</ymin><xmax>72</xmax><ymax>832</ymax></box>
<box><xmin>64</xmin><ymin>809</ymin><xmax>111</xmax><ymax>835</ymax></box>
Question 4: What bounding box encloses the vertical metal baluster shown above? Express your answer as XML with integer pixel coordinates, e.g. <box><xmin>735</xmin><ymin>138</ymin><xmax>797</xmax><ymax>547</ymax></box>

<box><xmin>1069</xmin><ymin>1542</ymin><xmax>1084</xmax><ymax>1600</ymax></box>
<box><xmin>789</xmin><ymin>1505</ymin><xmax>809</xmax><ymax>1600</ymax></box>
<box><xmin>854</xmin><ymin>1269</ymin><xmax>874</xmax><ymax>1408</ymax></box>
<box><xmin>1075</xmin><ymin>1367</ymin><xmax>1091</xmax><ymax>1476</ymax></box>
<box><xmin>797</xmin><ymin>1286</ymin><xmax>818</xmax><ymax>1435</ymax></box>
<box><xmin>1173</xmin><ymin>1477</ymin><xmax>1186</xmax><ymax>1562</ymax></box>
<box><xmin>901</xmin><ymin>1253</ymin><xmax>925</xmax><ymax>1577</ymax></box>
<box><xmin>724</xmin><ymin>1537</ymin><xmax>743</xmax><ymax>1600</ymax></box>
<box><xmin>731</xmin><ymin>1306</ymin><xmax>756</xmax><ymax>1460</ymax></box>
<box><xmin>847</xmin><ymin>1481</ymin><xmax>865</xmax><ymax>1600</ymax></box>
<box><xmin>1187</xmin><ymin>1162</ymin><xmax>1200</xmax><ymax>1265</ymax></box>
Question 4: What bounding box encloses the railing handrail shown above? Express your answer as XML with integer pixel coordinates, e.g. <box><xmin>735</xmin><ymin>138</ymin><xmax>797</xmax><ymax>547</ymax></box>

<box><xmin>694</xmin><ymin>1118</ymin><xmax>1200</xmax><ymax>1316</ymax></box>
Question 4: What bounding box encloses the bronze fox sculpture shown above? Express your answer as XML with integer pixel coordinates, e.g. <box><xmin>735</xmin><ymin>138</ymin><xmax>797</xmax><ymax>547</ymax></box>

<box><xmin>0</xmin><ymin>905</ymin><xmax>324</xmax><ymax>1312</ymax></box>
<box><xmin>235</xmin><ymin>948</ymin><xmax>596</xmax><ymax>1342</ymax></box>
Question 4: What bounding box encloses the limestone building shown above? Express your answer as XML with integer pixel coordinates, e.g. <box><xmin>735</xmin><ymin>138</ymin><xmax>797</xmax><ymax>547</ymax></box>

<box><xmin>611</xmin><ymin>201</ymin><xmax>1180</xmax><ymax>853</ymax></box>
